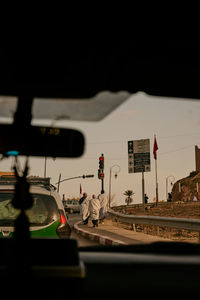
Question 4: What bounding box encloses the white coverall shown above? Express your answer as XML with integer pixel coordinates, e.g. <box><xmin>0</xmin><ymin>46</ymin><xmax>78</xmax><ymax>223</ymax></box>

<box><xmin>89</xmin><ymin>196</ymin><xmax>101</xmax><ymax>221</ymax></box>
<box><xmin>80</xmin><ymin>197</ymin><xmax>90</xmax><ymax>222</ymax></box>
<box><xmin>98</xmin><ymin>193</ymin><xmax>109</xmax><ymax>220</ymax></box>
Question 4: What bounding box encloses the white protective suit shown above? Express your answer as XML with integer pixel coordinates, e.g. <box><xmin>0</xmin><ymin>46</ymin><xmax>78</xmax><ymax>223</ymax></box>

<box><xmin>89</xmin><ymin>196</ymin><xmax>101</xmax><ymax>221</ymax></box>
<box><xmin>80</xmin><ymin>197</ymin><xmax>90</xmax><ymax>221</ymax></box>
<box><xmin>98</xmin><ymin>193</ymin><xmax>109</xmax><ymax>220</ymax></box>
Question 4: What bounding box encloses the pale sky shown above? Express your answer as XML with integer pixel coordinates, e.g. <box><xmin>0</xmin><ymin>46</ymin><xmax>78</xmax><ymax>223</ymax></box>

<box><xmin>0</xmin><ymin>92</ymin><xmax>200</xmax><ymax>206</ymax></box>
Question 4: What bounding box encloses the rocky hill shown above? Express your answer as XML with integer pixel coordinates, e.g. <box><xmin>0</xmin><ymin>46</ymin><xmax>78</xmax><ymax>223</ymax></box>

<box><xmin>171</xmin><ymin>171</ymin><xmax>200</xmax><ymax>202</ymax></box>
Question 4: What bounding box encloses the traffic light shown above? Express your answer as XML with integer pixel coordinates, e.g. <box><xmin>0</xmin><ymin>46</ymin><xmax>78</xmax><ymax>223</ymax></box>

<box><xmin>99</xmin><ymin>154</ymin><xmax>104</xmax><ymax>169</ymax></box>
<box><xmin>98</xmin><ymin>168</ymin><xmax>104</xmax><ymax>179</ymax></box>
<box><xmin>98</xmin><ymin>154</ymin><xmax>104</xmax><ymax>180</ymax></box>
<box><xmin>82</xmin><ymin>174</ymin><xmax>94</xmax><ymax>179</ymax></box>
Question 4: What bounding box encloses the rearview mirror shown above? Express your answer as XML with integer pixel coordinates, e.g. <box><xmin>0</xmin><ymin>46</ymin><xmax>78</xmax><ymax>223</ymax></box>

<box><xmin>0</xmin><ymin>124</ymin><xmax>84</xmax><ymax>158</ymax></box>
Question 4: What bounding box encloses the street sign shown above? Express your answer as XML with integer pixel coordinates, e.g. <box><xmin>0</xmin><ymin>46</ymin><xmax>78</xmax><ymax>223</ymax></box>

<box><xmin>128</xmin><ymin>139</ymin><xmax>151</xmax><ymax>173</ymax></box>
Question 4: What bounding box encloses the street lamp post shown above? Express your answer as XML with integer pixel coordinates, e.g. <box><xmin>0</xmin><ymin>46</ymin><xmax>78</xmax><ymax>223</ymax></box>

<box><xmin>44</xmin><ymin>157</ymin><xmax>47</xmax><ymax>178</ymax></box>
<box><xmin>109</xmin><ymin>165</ymin><xmax>120</xmax><ymax>208</ymax></box>
<box><xmin>166</xmin><ymin>175</ymin><xmax>175</xmax><ymax>201</ymax></box>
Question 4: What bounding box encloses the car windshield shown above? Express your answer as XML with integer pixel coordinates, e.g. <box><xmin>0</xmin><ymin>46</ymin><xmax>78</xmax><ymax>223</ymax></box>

<box><xmin>0</xmin><ymin>192</ymin><xmax>59</xmax><ymax>226</ymax></box>
<box><xmin>0</xmin><ymin>92</ymin><xmax>200</xmax><ymax>246</ymax></box>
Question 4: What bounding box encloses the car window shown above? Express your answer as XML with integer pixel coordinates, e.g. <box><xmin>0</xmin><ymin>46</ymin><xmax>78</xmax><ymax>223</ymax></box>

<box><xmin>0</xmin><ymin>192</ymin><xmax>60</xmax><ymax>226</ymax></box>
<box><xmin>72</xmin><ymin>201</ymin><xmax>79</xmax><ymax>205</ymax></box>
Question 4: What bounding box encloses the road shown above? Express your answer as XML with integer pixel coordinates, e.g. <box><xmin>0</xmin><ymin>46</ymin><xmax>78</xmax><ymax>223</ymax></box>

<box><xmin>68</xmin><ymin>212</ymin><xmax>173</xmax><ymax>246</ymax></box>
<box><xmin>68</xmin><ymin>213</ymin><xmax>99</xmax><ymax>247</ymax></box>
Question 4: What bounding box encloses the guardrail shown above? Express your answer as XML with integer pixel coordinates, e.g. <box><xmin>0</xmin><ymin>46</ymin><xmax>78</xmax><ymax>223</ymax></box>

<box><xmin>111</xmin><ymin>201</ymin><xmax>177</xmax><ymax>211</ymax></box>
<box><xmin>108</xmin><ymin>209</ymin><xmax>200</xmax><ymax>241</ymax></box>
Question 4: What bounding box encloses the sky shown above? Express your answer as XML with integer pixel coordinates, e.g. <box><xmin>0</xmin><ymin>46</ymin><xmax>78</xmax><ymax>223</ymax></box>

<box><xmin>0</xmin><ymin>92</ymin><xmax>200</xmax><ymax>206</ymax></box>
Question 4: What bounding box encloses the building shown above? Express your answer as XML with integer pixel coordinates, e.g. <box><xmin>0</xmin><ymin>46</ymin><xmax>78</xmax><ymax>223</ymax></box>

<box><xmin>195</xmin><ymin>145</ymin><xmax>200</xmax><ymax>172</ymax></box>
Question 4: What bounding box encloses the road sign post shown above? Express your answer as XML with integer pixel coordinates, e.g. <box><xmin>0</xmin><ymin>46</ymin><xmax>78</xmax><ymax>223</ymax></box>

<box><xmin>142</xmin><ymin>167</ymin><xmax>145</xmax><ymax>212</ymax></box>
<box><xmin>128</xmin><ymin>139</ymin><xmax>151</xmax><ymax>211</ymax></box>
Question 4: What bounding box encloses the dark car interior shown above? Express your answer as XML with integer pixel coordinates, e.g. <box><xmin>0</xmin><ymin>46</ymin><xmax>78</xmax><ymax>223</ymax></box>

<box><xmin>1</xmin><ymin>40</ymin><xmax>200</xmax><ymax>299</ymax></box>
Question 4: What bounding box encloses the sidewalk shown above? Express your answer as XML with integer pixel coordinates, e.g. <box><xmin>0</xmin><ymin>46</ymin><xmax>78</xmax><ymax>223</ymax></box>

<box><xmin>73</xmin><ymin>218</ymin><xmax>171</xmax><ymax>246</ymax></box>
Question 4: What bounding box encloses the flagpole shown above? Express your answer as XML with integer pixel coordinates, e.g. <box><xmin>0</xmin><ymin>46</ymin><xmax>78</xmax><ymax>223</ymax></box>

<box><xmin>153</xmin><ymin>134</ymin><xmax>159</xmax><ymax>206</ymax></box>
<box><xmin>155</xmin><ymin>158</ymin><xmax>158</xmax><ymax>205</ymax></box>
<box><xmin>80</xmin><ymin>183</ymin><xmax>82</xmax><ymax>198</ymax></box>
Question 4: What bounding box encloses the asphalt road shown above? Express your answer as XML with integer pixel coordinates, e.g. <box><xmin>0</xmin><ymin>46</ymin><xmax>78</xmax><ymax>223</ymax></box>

<box><xmin>68</xmin><ymin>213</ymin><xmax>99</xmax><ymax>247</ymax></box>
<box><xmin>68</xmin><ymin>212</ymin><xmax>172</xmax><ymax>245</ymax></box>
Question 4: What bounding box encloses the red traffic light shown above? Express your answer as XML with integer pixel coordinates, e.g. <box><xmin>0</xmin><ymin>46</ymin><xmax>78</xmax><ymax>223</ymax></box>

<box><xmin>98</xmin><ymin>169</ymin><xmax>104</xmax><ymax>179</ymax></box>
<box><xmin>99</xmin><ymin>154</ymin><xmax>104</xmax><ymax>169</ymax></box>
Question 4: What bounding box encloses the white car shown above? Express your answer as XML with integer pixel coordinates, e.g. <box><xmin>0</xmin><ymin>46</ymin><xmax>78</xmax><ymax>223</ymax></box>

<box><xmin>0</xmin><ymin>175</ymin><xmax>71</xmax><ymax>238</ymax></box>
<box><xmin>63</xmin><ymin>200</ymin><xmax>80</xmax><ymax>213</ymax></box>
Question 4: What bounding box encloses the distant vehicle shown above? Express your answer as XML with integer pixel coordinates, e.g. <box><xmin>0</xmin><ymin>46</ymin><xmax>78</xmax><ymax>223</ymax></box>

<box><xmin>63</xmin><ymin>199</ymin><xmax>80</xmax><ymax>214</ymax></box>
<box><xmin>0</xmin><ymin>174</ymin><xmax>71</xmax><ymax>238</ymax></box>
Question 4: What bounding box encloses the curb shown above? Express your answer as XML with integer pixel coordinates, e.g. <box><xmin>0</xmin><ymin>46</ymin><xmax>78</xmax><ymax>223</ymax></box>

<box><xmin>73</xmin><ymin>221</ymin><xmax>126</xmax><ymax>246</ymax></box>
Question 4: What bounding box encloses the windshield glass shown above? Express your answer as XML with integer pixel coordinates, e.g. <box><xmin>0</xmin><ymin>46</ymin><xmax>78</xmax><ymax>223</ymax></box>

<box><xmin>0</xmin><ymin>192</ymin><xmax>59</xmax><ymax>226</ymax></box>
<box><xmin>1</xmin><ymin>92</ymin><xmax>200</xmax><ymax>246</ymax></box>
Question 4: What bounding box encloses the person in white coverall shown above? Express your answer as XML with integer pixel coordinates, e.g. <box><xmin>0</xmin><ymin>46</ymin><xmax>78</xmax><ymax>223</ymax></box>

<box><xmin>89</xmin><ymin>194</ymin><xmax>101</xmax><ymax>227</ymax></box>
<box><xmin>79</xmin><ymin>192</ymin><xmax>90</xmax><ymax>225</ymax></box>
<box><xmin>98</xmin><ymin>192</ymin><xmax>109</xmax><ymax>224</ymax></box>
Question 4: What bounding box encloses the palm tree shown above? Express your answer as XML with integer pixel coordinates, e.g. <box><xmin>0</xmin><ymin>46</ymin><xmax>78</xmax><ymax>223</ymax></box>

<box><xmin>123</xmin><ymin>190</ymin><xmax>135</xmax><ymax>205</ymax></box>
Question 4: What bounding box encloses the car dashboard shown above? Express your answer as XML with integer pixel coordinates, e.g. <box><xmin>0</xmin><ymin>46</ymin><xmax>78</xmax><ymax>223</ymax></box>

<box><xmin>79</xmin><ymin>242</ymin><xmax>200</xmax><ymax>299</ymax></box>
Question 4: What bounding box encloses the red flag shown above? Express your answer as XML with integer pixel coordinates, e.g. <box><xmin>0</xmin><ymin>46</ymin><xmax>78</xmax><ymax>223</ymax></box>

<box><xmin>80</xmin><ymin>184</ymin><xmax>82</xmax><ymax>194</ymax></box>
<box><xmin>153</xmin><ymin>135</ymin><xmax>158</xmax><ymax>159</ymax></box>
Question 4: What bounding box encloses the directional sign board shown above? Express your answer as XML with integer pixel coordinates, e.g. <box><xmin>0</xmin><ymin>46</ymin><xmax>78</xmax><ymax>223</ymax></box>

<box><xmin>128</xmin><ymin>139</ymin><xmax>151</xmax><ymax>173</ymax></box>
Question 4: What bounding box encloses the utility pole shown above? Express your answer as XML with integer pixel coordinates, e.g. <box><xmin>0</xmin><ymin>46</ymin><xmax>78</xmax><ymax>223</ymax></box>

<box><xmin>57</xmin><ymin>173</ymin><xmax>61</xmax><ymax>193</ymax></box>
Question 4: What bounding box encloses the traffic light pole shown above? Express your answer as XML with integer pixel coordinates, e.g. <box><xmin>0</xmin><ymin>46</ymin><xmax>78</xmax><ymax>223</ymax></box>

<box><xmin>98</xmin><ymin>153</ymin><xmax>105</xmax><ymax>194</ymax></box>
<box><xmin>55</xmin><ymin>174</ymin><xmax>94</xmax><ymax>192</ymax></box>
<box><xmin>101</xmin><ymin>178</ymin><xmax>104</xmax><ymax>194</ymax></box>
